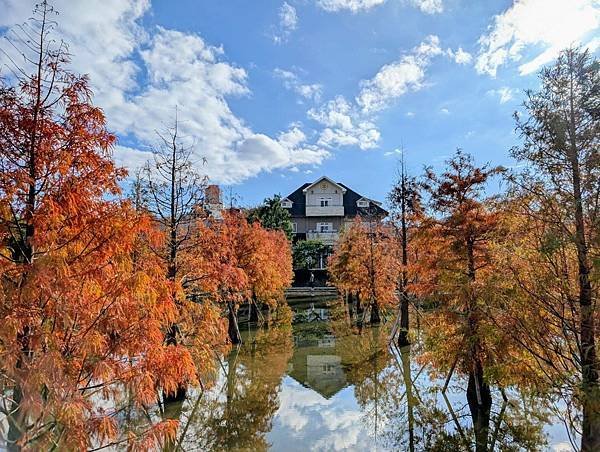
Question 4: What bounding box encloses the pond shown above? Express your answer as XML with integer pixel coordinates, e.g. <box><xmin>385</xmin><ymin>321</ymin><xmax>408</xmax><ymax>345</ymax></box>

<box><xmin>159</xmin><ymin>297</ymin><xmax>575</xmax><ymax>452</ymax></box>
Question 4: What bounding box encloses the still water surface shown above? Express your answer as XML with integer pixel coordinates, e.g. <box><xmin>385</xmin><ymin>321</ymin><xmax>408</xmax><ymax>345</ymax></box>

<box><xmin>162</xmin><ymin>298</ymin><xmax>574</xmax><ymax>452</ymax></box>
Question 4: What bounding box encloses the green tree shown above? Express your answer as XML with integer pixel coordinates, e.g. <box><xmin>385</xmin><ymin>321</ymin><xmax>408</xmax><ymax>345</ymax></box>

<box><xmin>292</xmin><ymin>240</ymin><xmax>332</xmax><ymax>270</ymax></box>
<box><xmin>247</xmin><ymin>194</ymin><xmax>293</xmax><ymax>240</ymax></box>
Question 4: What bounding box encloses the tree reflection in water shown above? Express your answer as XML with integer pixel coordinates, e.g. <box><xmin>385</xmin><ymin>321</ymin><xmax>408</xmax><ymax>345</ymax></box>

<box><xmin>141</xmin><ymin>297</ymin><xmax>566</xmax><ymax>451</ymax></box>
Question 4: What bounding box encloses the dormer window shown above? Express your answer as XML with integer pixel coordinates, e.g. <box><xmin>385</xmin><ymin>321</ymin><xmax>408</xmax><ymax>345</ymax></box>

<box><xmin>281</xmin><ymin>198</ymin><xmax>293</xmax><ymax>208</ymax></box>
<box><xmin>357</xmin><ymin>199</ymin><xmax>369</xmax><ymax>208</ymax></box>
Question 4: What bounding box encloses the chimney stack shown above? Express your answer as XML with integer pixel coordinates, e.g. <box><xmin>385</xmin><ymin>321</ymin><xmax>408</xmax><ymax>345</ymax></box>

<box><xmin>205</xmin><ymin>185</ymin><xmax>223</xmax><ymax>219</ymax></box>
<box><xmin>205</xmin><ymin>185</ymin><xmax>221</xmax><ymax>206</ymax></box>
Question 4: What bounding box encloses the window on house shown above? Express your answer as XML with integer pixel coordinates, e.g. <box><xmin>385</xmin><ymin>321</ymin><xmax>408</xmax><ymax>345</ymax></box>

<box><xmin>292</xmin><ymin>222</ymin><xmax>297</xmax><ymax>233</ymax></box>
<box><xmin>317</xmin><ymin>222</ymin><xmax>333</xmax><ymax>232</ymax></box>
<box><xmin>281</xmin><ymin>199</ymin><xmax>292</xmax><ymax>208</ymax></box>
<box><xmin>319</xmin><ymin>197</ymin><xmax>331</xmax><ymax>207</ymax></box>
<box><xmin>357</xmin><ymin>199</ymin><xmax>369</xmax><ymax>207</ymax></box>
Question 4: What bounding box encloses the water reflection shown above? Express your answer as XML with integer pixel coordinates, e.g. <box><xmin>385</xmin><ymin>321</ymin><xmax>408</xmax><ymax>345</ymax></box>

<box><xmin>156</xmin><ymin>298</ymin><xmax>570</xmax><ymax>451</ymax></box>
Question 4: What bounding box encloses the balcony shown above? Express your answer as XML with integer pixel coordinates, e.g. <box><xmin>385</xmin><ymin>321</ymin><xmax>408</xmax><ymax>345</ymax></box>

<box><xmin>306</xmin><ymin>230</ymin><xmax>340</xmax><ymax>245</ymax></box>
<box><xmin>305</xmin><ymin>204</ymin><xmax>344</xmax><ymax>217</ymax></box>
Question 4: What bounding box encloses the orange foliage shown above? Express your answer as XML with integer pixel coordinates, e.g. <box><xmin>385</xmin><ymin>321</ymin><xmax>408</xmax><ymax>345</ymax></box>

<box><xmin>0</xmin><ymin>12</ymin><xmax>196</xmax><ymax>447</ymax></box>
<box><xmin>328</xmin><ymin>218</ymin><xmax>399</xmax><ymax>310</ymax></box>
<box><xmin>192</xmin><ymin>211</ymin><xmax>293</xmax><ymax>310</ymax></box>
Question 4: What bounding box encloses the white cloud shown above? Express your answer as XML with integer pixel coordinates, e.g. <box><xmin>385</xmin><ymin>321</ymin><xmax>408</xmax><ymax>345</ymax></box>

<box><xmin>274</xmin><ymin>68</ymin><xmax>323</xmax><ymax>102</ymax></box>
<box><xmin>308</xmin><ymin>96</ymin><xmax>380</xmax><ymax>150</ymax></box>
<box><xmin>487</xmin><ymin>86</ymin><xmax>515</xmax><ymax>104</ymax></box>
<box><xmin>448</xmin><ymin>47</ymin><xmax>473</xmax><ymax>65</ymax></box>
<box><xmin>273</xmin><ymin>2</ymin><xmax>298</xmax><ymax>43</ymax></box>
<box><xmin>476</xmin><ymin>0</ymin><xmax>600</xmax><ymax>76</ymax></box>
<box><xmin>316</xmin><ymin>0</ymin><xmax>443</xmax><ymax>14</ymax></box>
<box><xmin>113</xmin><ymin>145</ymin><xmax>154</xmax><ymax>172</ymax></box>
<box><xmin>383</xmin><ymin>148</ymin><xmax>403</xmax><ymax>157</ymax></box>
<box><xmin>440</xmin><ymin>107</ymin><xmax>450</xmax><ymax>114</ymax></box>
<box><xmin>316</xmin><ymin>0</ymin><xmax>386</xmax><ymax>13</ymax></box>
<box><xmin>356</xmin><ymin>35</ymin><xmax>441</xmax><ymax>114</ymax></box>
<box><xmin>0</xmin><ymin>0</ymin><xmax>327</xmax><ymax>183</ymax></box>
<box><xmin>305</xmin><ymin>35</ymin><xmax>448</xmax><ymax>151</ymax></box>
<box><xmin>406</xmin><ymin>111</ymin><xmax>415</xmax><ymax>117</ymax></box>
<box><xmin>410</xmin><ymin>0</ymin><xmax>443</xmax><ymax>14</ymax></box>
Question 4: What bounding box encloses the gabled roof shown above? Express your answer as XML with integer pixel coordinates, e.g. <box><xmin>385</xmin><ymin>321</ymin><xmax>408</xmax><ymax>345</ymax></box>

<box><xmin>286</xmin><ymin>183</ymin><xmax>310</xmax><ymax>216</ymax></box>
<box><xmin>302</xmin><ymin>176</ymin><xmax>347</xmax><ymax>194</ymax></box>
<box><xmin>285</xmin><ymin>178</ymin><xmax>388</xmax><ymax>218</ymax></box>
<box><xmin>338</xmin><ymin>183</ymin><xmax>388</xmax><ymax>217</ymax></box>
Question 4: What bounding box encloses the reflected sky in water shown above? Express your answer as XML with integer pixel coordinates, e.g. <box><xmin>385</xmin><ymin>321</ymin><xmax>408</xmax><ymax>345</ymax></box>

<box><xmin>162</xmin><ymin>299</ymin><xmax>576</xmax><ymax>452</ymax></box>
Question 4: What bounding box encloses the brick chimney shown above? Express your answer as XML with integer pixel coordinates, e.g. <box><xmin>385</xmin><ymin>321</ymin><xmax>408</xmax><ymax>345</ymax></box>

<box><xmin>205</xmin><ymin>185</ymin><xmax>221</xmax><ymax>205</ymax></box>
<box><xmin>205</xmin><ymin>185</ymin><xmax>223</xmax><ymax>219</ymax></box>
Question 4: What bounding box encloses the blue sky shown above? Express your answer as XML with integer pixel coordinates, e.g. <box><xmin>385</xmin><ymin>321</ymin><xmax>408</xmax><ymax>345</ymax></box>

<box><xmin>1</xmin><ymin>0</ymin><xmax>598</xmax><ymax>206</ymax></box>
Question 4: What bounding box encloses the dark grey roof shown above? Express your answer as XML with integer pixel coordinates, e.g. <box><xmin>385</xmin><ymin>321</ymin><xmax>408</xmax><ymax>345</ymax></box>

<box><xmin>338</xmin><ymin>183</ymin><xmax>388</xmax><ymax>217</ymax></box>
<box><xmin>285</xmin><ymin>181</ymin><xmax>388</xmax><ymax>218</ymax></box>
<box><xmin>285</xmin><ymin>183</ymin><xmax>310</xmax><ymax>216</ymax></box>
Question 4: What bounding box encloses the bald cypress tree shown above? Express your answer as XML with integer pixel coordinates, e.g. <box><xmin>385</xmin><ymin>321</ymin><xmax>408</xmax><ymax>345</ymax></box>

<box><xmin>512</xmin><ymin>47</ymin><xmax>599</xmax><ymax>451</ymax></box>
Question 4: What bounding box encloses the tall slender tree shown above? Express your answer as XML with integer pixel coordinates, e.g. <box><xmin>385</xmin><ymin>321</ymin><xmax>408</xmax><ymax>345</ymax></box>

<box><xmin>420</xmin><ymin>150</ymin><xmax>503</xmax><ymax>452</ymax></box>
<box><xmin>140</xmin><ymin>111</ymin><xmax>207</xmax><ymax>401</ymax></box>
<box><xmin>508</xmin><ymin>47</ymin><xmax>599</xmax><ymax>451</ymax></box>
<box><xmin>388</xmin><ymin>156</ymin><xmax>421</xmax><ymax>346</ymax></box>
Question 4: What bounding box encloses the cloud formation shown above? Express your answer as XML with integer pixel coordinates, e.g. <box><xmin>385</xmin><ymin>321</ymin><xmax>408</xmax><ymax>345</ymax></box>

<box><xmin>308</xmin><ymin>96</ymin><xmax>380</xmax><ymax>150</ymax></box>
<box><xmin>410</xmin><ymin>0</ymin><xmax>443</xmax><ymax>15</ymax></box>
<box><xmin>357</xmin><ymin>35</ymin><xmax>442</xmax><ymax>114</ymax></box>
<box><xmin>0</xmin><ymin>0</ymin><xmax>327</xmax><ymax>183</ymax></box>
<box><xmin>487</xmin><ymin>87</ymin><xmax>516</xmax><ymax>104</ymax></box>
<box><xmin>316</xmin><ymin>0</ymin><xmax>386</xmax><ymax>13</ymax></box>
<box><xmin>476</xmin><ymin>0</ymin><xmax>600</xmax><ymax>76</ymax></box>
<box><xmin>316</xmin><ymin>0</ymin><xmax>443</xmax><ymax>14</ymax></box>
<box><xmin>274</xmin><ymin>68</ymin><xmax>323</xmax><ymax>102</ymax></box>
<box><xmin>273</xmin><ymin>2</ymin><xmax>298</xmax><ymax>43</ymax></box>
<box><xmin>448</xmin><ymin>47</ymin><xmax>473</xmax><ymax>65</ymax></box>
<box><xmin>307</xmin><ymin>35</ymin><xmax>459</xmax><ymax>151</ymax></box>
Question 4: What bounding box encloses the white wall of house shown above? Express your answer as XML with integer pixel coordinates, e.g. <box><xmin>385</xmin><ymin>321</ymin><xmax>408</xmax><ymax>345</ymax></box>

<box><xmin>304</xmin><ymin>179</ymin><xmax>344</xmax><ymax>216</ymax></box>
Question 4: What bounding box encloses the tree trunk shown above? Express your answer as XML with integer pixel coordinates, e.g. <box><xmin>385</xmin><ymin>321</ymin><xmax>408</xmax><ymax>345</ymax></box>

<box><xmin>356</xmin><ymin>293</ymin><xmax>363</xmax><ymax>328</ymax></box>
<box><xmin>565</xmin><ymin>54</ymin><xmax>599</xmax><ymax>451</ymax></box>
<box><xmin>164</xmin><ymin>323</ymin><xmax>187</xmax><ymax>403</ymax></box>
<box><xmin>249</xmin><ymin>297</ymin><xmax>259</xmax><ymax>323</ymax></box>
<box><xmin>465</xmin><ymin>236</ymin><xmax>492</xmax><ymax>452</ymax></box>
<box><xmin>400</xmin><ymin>345</ymin><xmax>415</xmax><ymax>452</ymax></box>
<box><xmin>228</xmin><ymin>301</ymin><xmax>242</xmax><ymax>344</ymax></box>
<box><xmin>370</xmin><ymin>301</ymin><xmax>381</xmax><ymax>324</ymax></box>
<box><xmin>467</xmin><ymin>362</ymin><xmax>492</xmax><ymax>452</ymax></box>
<box><xmin>225</xmin><ymin>349</ymin><xmax>237</xmax><ymax>449</ymax></box>
<box><xmin>162</xmin><ymin>398</ymin><xmax>184</xmax><ymax>452</ymax></box>
<box><xmin>398</xmin><ymin>163</ymin><xmax>411</xmax><ymax>346</ymax></box>
<box><xmin>398</xmin><ymin>291</ymin><xmax>410</xmax><ymax>347</ymax></box>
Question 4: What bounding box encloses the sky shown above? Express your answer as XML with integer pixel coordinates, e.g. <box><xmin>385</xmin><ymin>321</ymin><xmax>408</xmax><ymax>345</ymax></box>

<box><xmin>0</xmin><ymin>0</ymin><xmax>598</xmax><ymax>207</ymax></box>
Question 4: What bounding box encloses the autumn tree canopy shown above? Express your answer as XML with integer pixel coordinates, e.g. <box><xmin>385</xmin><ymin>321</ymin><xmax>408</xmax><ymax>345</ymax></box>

<box><xmin>500</xmin><ymin>47</ymin><xmax>600</xmax><ymax>451</ymax></box>
<box><xmin>329</xmin><ymin>218</ymin><xmax>399</xmax><ymax>324</ymax></box>
<box><xmin>193</xmin><ymin>211</ymin><xmax>293</xmax><ymax>343</ymax></box>
<box><xmin>0</xmin><ymin>3</ymin><xmax>196</xmax><ymax>449</ymax></box>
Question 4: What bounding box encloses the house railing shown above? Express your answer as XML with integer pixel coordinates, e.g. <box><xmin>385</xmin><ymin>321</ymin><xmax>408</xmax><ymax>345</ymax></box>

<box><xmin>306</xmin><ymin>230</ymin><xmax>340</xmax><ymax>244</ymax></box>
<box><xmin>305</xmin><ymin>204</ymin><xmax>344</xmax><ymax>216</ymax></box>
